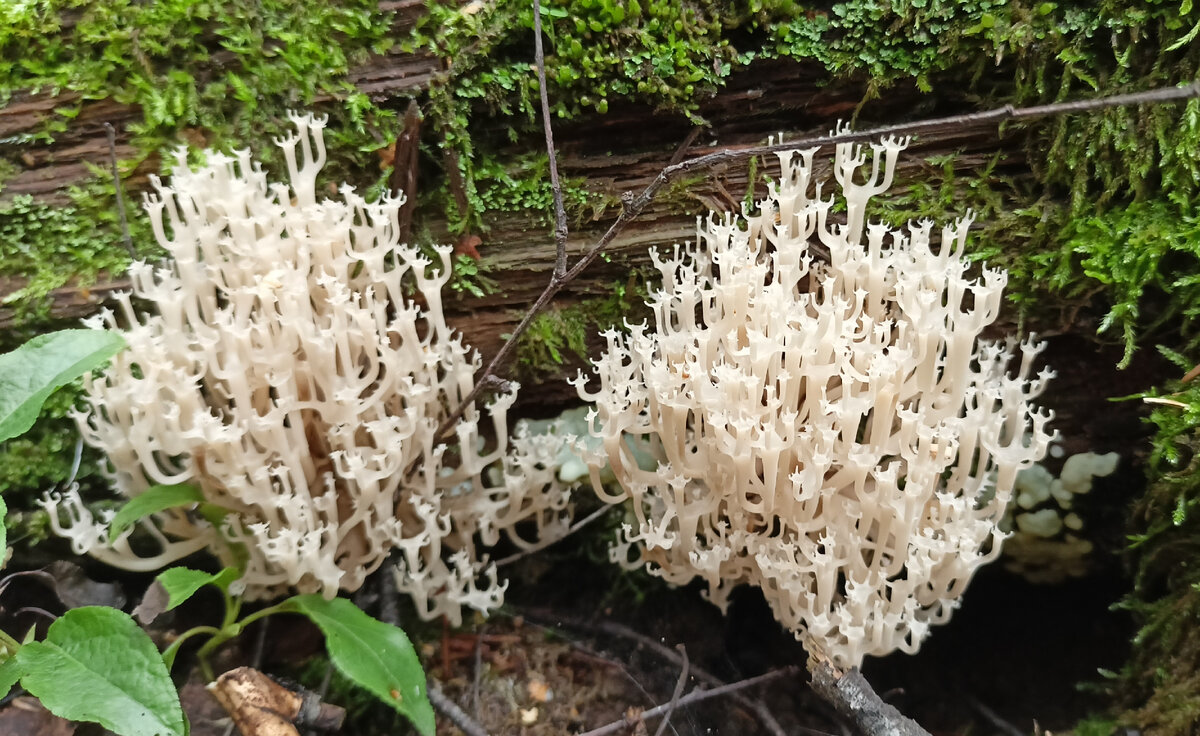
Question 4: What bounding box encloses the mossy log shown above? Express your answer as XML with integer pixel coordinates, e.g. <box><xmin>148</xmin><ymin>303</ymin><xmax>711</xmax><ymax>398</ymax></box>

<box><xmin>0</xmin><ymin>51</ymin><xmax>1029</xmax><ymax>410</ymax></box>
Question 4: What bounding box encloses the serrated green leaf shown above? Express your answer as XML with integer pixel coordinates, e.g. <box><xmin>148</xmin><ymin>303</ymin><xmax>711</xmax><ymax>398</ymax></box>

<box><xmin>282</xmin><ymin>595</ymin><xmax>433</xmax><ymax>736</ymax></box>
<box><xmin>0</xmin><ymin>655</ymin><xmax>21</xmax><ymax>700</ymax></box>
<box><xmin>16</xmin><ymin>607</ymin><xmax>185</xmax><ymax>736</ymax></box>
<box><xmin>155</xmin><ymin>567</ymin><xmax>239</xmax><ymax>610</ymax></box>
<box><xmin>109</xmin><ymin>484</ymin><xmax>204</xmax><ymax>539</ymax></box>
<box><xmin>0</xmin><ymin>329</ymin><xmax>126</xmax><ymax>443</ymax></box>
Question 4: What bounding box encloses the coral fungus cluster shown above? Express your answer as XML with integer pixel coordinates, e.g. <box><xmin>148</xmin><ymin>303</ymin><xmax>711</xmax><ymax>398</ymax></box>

<box><xmin>574</xmin><ymin>135</ymin><xmax>1056</xmax><ymax>667</ymax></box>
<box><xmin>44</xmin><ymin>114</ymin><xmax>570</xmax><ymax>623</ymax></box>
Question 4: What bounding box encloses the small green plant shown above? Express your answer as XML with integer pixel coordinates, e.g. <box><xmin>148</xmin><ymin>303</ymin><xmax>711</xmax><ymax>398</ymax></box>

<box><xmin>450</xmin><ymin>254</ymin><xmax>501</xmax><ymax>298</ymax></box>
<box><xmin>0</xmin><ymin>329</ymin><xmax>183</xmax><ymax>736</ymax></box>
<box><xmin>0</xmin><ymin>331</ymin><xmax>436</xmax><ymax>736</ymax></box>
<box><xmin>0</xmin><ymin>556</ymin><xmax>436</xmax><ymax>736</ymax></box>
<box><xmin>148</xmin><ymin>563</ymin><xmax>436</xmax><ymax>735</ymax></box>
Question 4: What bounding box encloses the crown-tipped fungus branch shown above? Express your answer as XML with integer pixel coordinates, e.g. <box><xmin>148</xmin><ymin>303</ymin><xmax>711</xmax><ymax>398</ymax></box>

<box><xmin>574</xmin><ymin>133</ymin><xmax>1056</xmax><ymax>668</ymax></box>
<box><xmin>44</xmin><ymin>114</ymin><xmax>572</xmax><ymax>623</ymax></box>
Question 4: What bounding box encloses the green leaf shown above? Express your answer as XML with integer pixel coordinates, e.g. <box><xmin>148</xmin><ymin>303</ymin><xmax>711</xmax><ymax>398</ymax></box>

<box><xmin>109</xmin><ymin>484</ymin><xmax>204</xmax><ymax>539</ymax></box>
<box><xmin>16</xmin><ymin>607</ymin><xmax>186</xmax><ymax>736</ymax></box>
<box><xmin>195</xmin><ymin>503</ymin><xmax>249</xmax><ymax>572</ymax></box>
<box><xmin>281</xmin><ymin>595</ymin><xmax>434</xmax><ymax>736</ymax></box>
<box><xmin>0</xmin><ymin>494</ymin><xmax>7</xmax><ymax>566</ymax></box>
<box><xmin>155</xmin><ymin>567</ymin><xmax>239</xmax><ymax>610</ymax></box>
<box><xmin>0</xmin><ymin>656</ymin><xmax>21</xmax><ymax>700</ymax></box>
<box><xmin>0</xmin><ymin>329</ymin><xmax>126</xmax><ymax>442</ymax></box>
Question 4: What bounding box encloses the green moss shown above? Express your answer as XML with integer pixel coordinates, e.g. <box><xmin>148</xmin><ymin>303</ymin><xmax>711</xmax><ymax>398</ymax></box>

<box><xmin>473</xmin><ymin>152</ymin><xmax>608</xmax><ymax>226</ymax></box>
<box><xmin>769</xmin><ymin>0</ymin><xmax>1007</xmax><ymax>93</ymax></box>
<box><xmin>1108</xmin><ymin>351</ymin><xmax>1200</xmax><ymax>734</ymax></box>
<box><xmin>404</xmin><ymin>0</ymin><xmax>1200</xmax><ymax>373</ymax></box>
<box><xmin>1034</xmin><ymin>199</ymin><xmax>1200</xmax><ymax>367</ymax></box>
<box><xmin>1074</xmin><ymin>716</ymin><xmax>1120</xmax><ymax>736</ymax></box>
<box><xmin>409</xmin><ymin>0</ymin><xmax>799</xmax><ymax>230</ymax></box>
<box><xmin>0</xmin><ymin>382</ymin><xmax>94</xmax><ymax>494</ymax></box>
<box><xmin>1</xmin><ymin>0</ymin><xmax>399</xmax><ymax>194</ymax></box>
<box><xmin>514</xmin><ymin>306</ymin><xmax>590</xmax><ymax>381</ymax></box>
<box><xmin>411</xmin><ymin>1</ymin><xmax>797</xmax><ymax>123</ymax></box>
<box><xmin>0</xmin><ymin>189</ymin><xmax>134</xmax><ymax>322</ymax></box>
<box><xmin>512</xmin><ymin>276</ymin><xmax>647</xmax><ymax>382</ymax></box>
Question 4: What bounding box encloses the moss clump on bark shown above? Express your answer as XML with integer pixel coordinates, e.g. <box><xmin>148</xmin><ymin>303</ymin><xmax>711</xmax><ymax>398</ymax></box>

<box><xmin>1116</xmin><ymin>353</ymin><xmax>1200</xmax><ymax>734</ymax></box>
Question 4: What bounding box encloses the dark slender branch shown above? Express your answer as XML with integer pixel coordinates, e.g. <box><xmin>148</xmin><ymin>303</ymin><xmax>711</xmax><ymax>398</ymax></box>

<box><xmin>391</xmin><ymin>100</ymin><xmax>423</xmax><ymax>244</ymax></box>
<box><xmin>655</xmin><ymin>81</ymin><xmax>1200</xmax><ymax>188</ymax></box>
<box><xmin>559</xmin><ymin>633</ymin><xmax>670</xmax><ymax>721</ymax></box>
<box><xmin>532</xmin><ymin>0</ymin><xmax>569</xmax><ymax>279</ymax></box>
<box><xmin>668</xmin><ymin>125</ymin><xmax>704</xmax><ymax>167</ymax></box>
<box><xmin>578</xmin><ymin>667</ymin><xmax>800</xmax><ymax>736</ymax></box>
<box><xmin>652</xmin><ymin>645</ymin><xmax>689</xmax><ymax>736</ymax></box>
<box><xmin>428</xmin><ymin>679</ymin><xmax>491</xmax><ymax>736</ymax></box>
<box><xmin>434</xmin><ymin>80</ymin><xmax>1200</xmax><ymax>441</ymax></box>
<box><xmin>14</xmin><ymin>606</ymin><xmax>58</xmax><ymax>622</ymax></box>
<box><xmin>104</xmin><ymin>122</ymin><xmax>136</xmax><ymax>259</ymax></box>
<box><xmin>433</xmin><ymin>271</ymin><xmax>565</xmax><ymax>438</ymax></box>
<box><xmin>969</xmin><ymin>696</ymin><xmax>1027</xmax><ymax>736</ymax></box>
<box><xmin>567</xmin><ymin>81</ymin><xmax>1200</xmax><ymax>284</ymax></box>
<box><xmin>0</xmin><ymin>570</ymin><xmax>57</xmax><ymax>601</ymax></box>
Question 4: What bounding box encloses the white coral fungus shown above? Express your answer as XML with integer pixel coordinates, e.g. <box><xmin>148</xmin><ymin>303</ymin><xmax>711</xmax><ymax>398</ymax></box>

<box><xmin>45</xmin><ymin>113</ymin><xmax>570</xmax><ymax>622</ymax></box>
<box><xmin>573</xmin><ymin>134</ymin><xmax>1055</xmax><ymax>667</ymax></box>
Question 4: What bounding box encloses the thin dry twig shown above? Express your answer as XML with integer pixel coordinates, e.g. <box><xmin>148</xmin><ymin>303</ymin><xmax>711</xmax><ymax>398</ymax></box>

<box><xmin>250</xmin><ymin>617</ymin><xmax>269</xmax><ymax>669</ymax></box>
<box><xmin>104</xmin><ymin>122</ymin><xmax>136</xmax><ymax>259</ymax></box>
<box><xmin>969</xmin><ymin>696</ymin><xmax>1028</xmax><ymax>736</ymax></box>
<box><xmin>494</xmin><ymin>503</ymin><xmax>613</xmax><ymax>567</ymax></box>
<box><xmin>578</xmin><ymin>667</ymin><xmax>800</xmax><ymax>736</ymax></box>
<box><xmin>532</xmin><ymin>0</ymin><xmax>569</xmax><ymax>278</ymax></box>
<box><xmin>519</xmin><ymin>608</ymin><xmax>795</xmax><ymax>736</ymax></box>
<box><xmin>564</xmin><ymin>641</ymin><xmax>668</xmax><ymax>723</ymax></box>
<box><xmin>433</xmin><ymin>81</ymin><xmax>1200</xmax><ymax>439</ymax></box>
<box><xmin>472</xmin><ymin>623</ymin><xmax>485</xmax><ymax>722</ymax></box>
<box><xmin>651</xmin><ymin>645</ymin><xmax>689</xmax><ymax>736</ymax></box>
<box><xmin>428</xmin><ymin>679</ymin><xmax>491</xmax><ymax>736</ymax></box>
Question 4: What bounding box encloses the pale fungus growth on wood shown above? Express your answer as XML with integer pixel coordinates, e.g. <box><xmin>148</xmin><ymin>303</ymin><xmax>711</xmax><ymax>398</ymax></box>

<box><xmin>573</xmin><ymin>132</ymin><xmax>1057</xmax><ymax>667</ymax></box>
<box><xmin>42</xmin><ymin>113</ymin><xmax>572</xmax><ymax>623</ymax></box>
